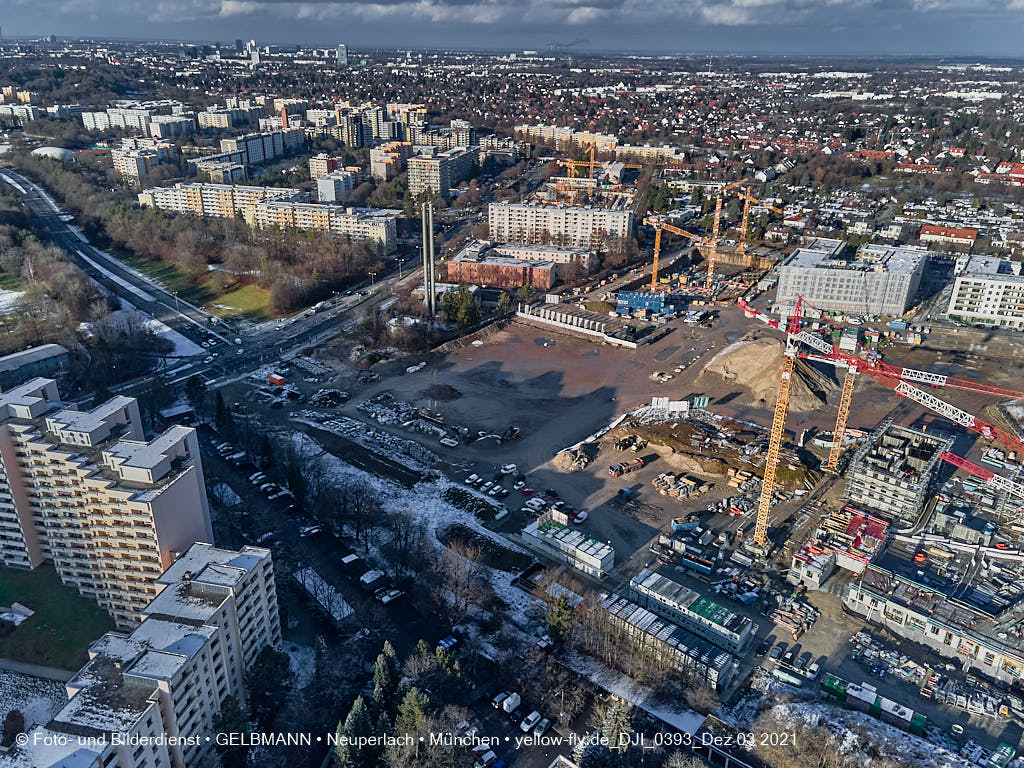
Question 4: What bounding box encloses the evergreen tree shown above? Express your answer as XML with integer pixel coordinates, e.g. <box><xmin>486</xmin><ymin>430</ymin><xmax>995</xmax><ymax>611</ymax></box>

<box><xmin>260</xmin><ymin>433</ymin><xmax>274</xmax><ymax>467</ymax></box>
<box><xmin>372</xmin><ymin>651</ymin><xmax>398</xmax><ymax>716</ymax></box>
<box><xmin>212</xmin><ymin>696</ymin><xmax>250</xmax><ymax>768</ymax></box>
<box><xmin>601</xmin><ymin>700</ymin><xmax>633</xmax><ymax>757</ymax></box>
<box><xmin>546</xmin><ymin>594</ymin><xmax>574</xmax><ymax>645</ymax></box>
<box><xmin>334</xmin><ymin>697</ymin><xmax>375</xmax><ymax>768</ymax></box>
<box><xmin>215</xmin><ymin>391</ymin><xmax>227</xmax><ymax>429</ymax></box>
<box><xmin>393</xmin><ymin>687</ymin><xmax>430</xmax><ymax>736</ymax></box>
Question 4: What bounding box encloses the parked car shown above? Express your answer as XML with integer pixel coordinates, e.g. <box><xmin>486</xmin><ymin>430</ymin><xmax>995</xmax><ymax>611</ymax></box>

<box><xmin>770</xmin><ymin>643</ymin><xmax>785</xmax><ymax>661</ymax></box>
<box><xmin>376</xmin><ymin>588</ymin><xmax>403</xmax><ymax>605</ymax></box>
<box><xmin>519</xmin><ymin>712</ymin><xmax>541</xmax><ymax>732</ymax></box>
<box><xmin>570</xmin><ymin>509</ymin><xmax>588</xmax><ymax>523</ymax></box>
<box><xmin>473</xmin><ymin>751</ymin><xmax>497</xmax><ymax>768</ymax></box>
<box><xmin>500</xmin><ymin>463</ymin><xmax>517</xmax><ymax>475</ymax></box>
<box><xmin>756</xmin><ymin>640</ymin><xmax>770</xmax><ymax>657</ymax></box>
<box><xmin>488</xmin><ymin>486</ymin><xmax>502</xmax><ymax>497</ymax></box>
<box><xmin>298</xmin><ymin>525</ymin><xmax>322</xmax><ymax>537</ymax></box>
<box><xmin>491</xmin><ymin>692</ymin><xmax>509</xmax><ymax>709</ymax></box>
<box><xmin>805</xmin><ymin>661</ymin><xmax>821</xmax><ymax>679</ymax></box>
<box><xmin>465</xmin><ymin>474</ymin><xmax>480</xmax><ymax>485</ymax></box>
<box><xmin>534</xmin><ymin>718</ymin><xmax>550</xmax><ymax>736</ymax></box>
<box><xmin>795</xmin><ymin>652</ymin><xmax>812</xmax><ymax>671</ymax></box>
<box><xmin>480</xmin><ymin>482</ymin><xmax>493</xmax><ymax>492</ymax></box>
<box><xmin>513</xmin><ymin>481</ymin><xmax>525</xmax><ymax>491</ymax></box>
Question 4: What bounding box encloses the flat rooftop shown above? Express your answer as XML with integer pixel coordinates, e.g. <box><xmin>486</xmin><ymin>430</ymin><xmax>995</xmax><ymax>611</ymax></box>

<box><xmin>785</xmin><ymin>241</ymin><xmax>928</xmax><ymax>274</ymax></box>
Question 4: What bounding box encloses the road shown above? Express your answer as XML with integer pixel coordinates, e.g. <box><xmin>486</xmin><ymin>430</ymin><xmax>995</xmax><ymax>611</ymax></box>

<box><xmin>0</xmin><ymin>166</ymin><xmax>398</xmax><ymax>395</ymax></box>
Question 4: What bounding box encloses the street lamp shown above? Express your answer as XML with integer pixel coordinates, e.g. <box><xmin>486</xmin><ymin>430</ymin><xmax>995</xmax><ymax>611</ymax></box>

<box><xmin>172</xmin><ymin>291</ymin><xmax>180</xmax><ymax>312</ymax></box>
<box><xmin>368</xmin><ymin>271</ymin><xmax>377</xmax><ymax>291</ymax></box>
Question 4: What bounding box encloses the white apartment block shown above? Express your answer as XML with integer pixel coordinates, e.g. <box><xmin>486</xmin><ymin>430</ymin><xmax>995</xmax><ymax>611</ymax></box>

<box><xmin>488</xmin><ymin>202</ymin><xmax>633</xmax><ymax>248</ymax></box>
<box><xmin>138</xmin><ymin>183</ymin><xmax>299</xmax><ymax>220</ymax></box>
<box><xmin>219</xmin><ymin>129</ymin><xmax>304</xmax><ymax>165</ymax></box>
<box><xmin>0</xmin><ymin>543</ymin><xmax>281</xmax><ymax>768</ymax></box>
<box><xmin>0</xmin><ymin>379</ymin><xmax>213</xmax><ymax>627</ymax></box>
<box><xmin>316</xmin><ymin>170</ymin><xmax>356</xmax><ymax>202</ymax></box>
<box><xmin>947</xmin><ymin>255</ymin><xmax>1024</xmax><ymax>329</ymax></box>
<box><xmin>408</xmin><ymin>147</ymin><xmax>473</xmax><ymax>200</ymax></box>
<box><xmin>149</xmin><ymin>115</ymin><xmax>196</xmax><ymax>139</ymax></box>
<box><xmin>112</xmin><ymin>138</ymin><xmax>177</xmax><ymax>182</ymax></box>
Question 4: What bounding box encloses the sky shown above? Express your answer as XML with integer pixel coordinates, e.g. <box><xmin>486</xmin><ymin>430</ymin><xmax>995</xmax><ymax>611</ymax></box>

<box><xmin>6</xmin><ymin>0</ymin><xmax>1024</xmax><ymax>57</ymax></box>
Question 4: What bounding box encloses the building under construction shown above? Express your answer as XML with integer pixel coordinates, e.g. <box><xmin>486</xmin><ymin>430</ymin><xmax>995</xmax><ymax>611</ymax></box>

<box><xmin>845</xmin><ymin>423</ymin><xmax>953</xmax><ymax>524</ymax></box>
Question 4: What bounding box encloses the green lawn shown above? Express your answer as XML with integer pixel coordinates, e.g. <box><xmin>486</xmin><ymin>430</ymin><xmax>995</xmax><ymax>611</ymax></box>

<box><xmin>208</xmin><ymin>283</ymin><xmax>271</xmax><ymax>321</ymax></box>
<box><xmin>0</xmin><ymin>270</ymin><xmax>22</xmax><ymax>292</ymax></box>
<box><xmin>0</xmin><ymin>563</ymin><xmax>115</xmax><ymax>671</ymax></box>
<box><xmin>117</xmin><ymin>251</ymin><xmax>271</xmax><ymax>320</ymax></box>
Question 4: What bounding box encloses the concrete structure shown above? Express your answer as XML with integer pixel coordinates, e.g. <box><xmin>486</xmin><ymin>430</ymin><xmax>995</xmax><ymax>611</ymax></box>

<box><xmin>0</xmin><ymin>380</ymin><xmax>212</xmax><ymax>627</ymax></box>
<box><xmin>843</xmin><ymin>565</ymin><xmax>1024</xmax><ymax>686</ymax></box>
<box><xmin>789</xmin><ymin>507</ymin><xmax>889</xmax><ymax>589</ymax></box>
<box><xmin>946</xmin><ymin>255</ymin><xmax>1024</xmax><ymax>329</ymax></box>
<box><xmin>521</xmin><ymin>512</ymin><xmax>614</xmax><ymax>578</ymax></box>
<box><xmin>408</xmin><ymin>146</ymin><xmax>474</xmax><ymax>200</ymax></box>
<box><xmin>488</xmin><ymin>202</ymin><xmax>633</xmax><ymax>248</ymax></box>
<box><xmin>600</xmin><ymin>593</ymin><xmax>737</xmax><ymax>691</ymax></box>
<box><xmin>0</xmin><ymin>345</ymin><xmax>69</xmax><ymax>390</ymax></box>
<box><xmin>0</xmin><ymin>104</ymin><xmax>41</xmax><ymax>123</ymax></box>
<box><xmin>846</xmin><ymin>423</ymin><xmax>952</xmax><ymax>523</ymax></box>
<box><xmin>138</xmin><ymin>182</ymin><xmax>300</xmax><ymax>219</ymax></box>
<box><xmin>194</xmin><ymin>160</ymin><xmax>247</xmax><ymax>184</ymax></box>
<box><xmin>629</xmin><ymin>568</ymin><xmax>754</xmax><ymax>653</ymax></box>
<box><xmin>777</xmin><ymin>241</ymin><xmax>929</xmax><ymax>316</ymax></box>
<box><xmin>336</xmin><ymin>44</ymin><xmax>348</xmax><ymax>65</ymax></box>
<box><xmin>197</xmin><ymin>105</ymin><xmax>263</xmax><ymax>129</ymax></box>
<box><xmin>316</xmin><ymin>170</ymin><xmax>357</xmax><ymax>202</ymax></box>
<box><xmin>0</xmin><ymin>543</ymin><xmax>280</xmax><ymax>768</ymax></box>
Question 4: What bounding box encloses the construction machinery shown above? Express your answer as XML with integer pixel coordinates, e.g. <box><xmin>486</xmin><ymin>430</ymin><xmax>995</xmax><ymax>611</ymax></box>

<box><xmin>557</xmin><ymin>142</ymin><xmax>596</xmax><ymax>205</ymax></box>
<box><xmin>643</xmin><ymin>217</ymin><xmax>704</xmax><ymax>291</ymax></box>
<box><xmin>705</xmin><ymin>179</ymin><xmax>750</xmax><ymax>288</ymax></box>
<box><xmin>739</xmin><ymin>297</ymin><xmax>1024</xmax><ymax>546</ymax></box>
<box><xmin>735</xmin><ymin>189</ymin><xmax>785</xmax><ymax>257</ymax></box>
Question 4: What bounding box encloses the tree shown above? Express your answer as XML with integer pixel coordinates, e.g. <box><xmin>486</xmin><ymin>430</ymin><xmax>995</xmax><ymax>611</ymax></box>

<box><xmin>212</xmin><ymin>697</ymin><xmax>249</xmax><ymax>768</ymax></box>
<box><xmin>245</xmin><ymin>646</ymin><xmax>292</xmax><ymax>728</ymax></box>
<box><xmin>214</xmin><ymin>390</ymin><xmax>228</xmax><ymax>430</ymax></box>
<box><xmin>260</xmin><ymin>433</ymin><xmax>274</xmax><ymax>468</ymax></box>
<box><xmin>372</xmin><ymin>646</ymin><xmax>399</xmax><ymax>717</ymax></box>
<box><xmin>393</xmin><ymin>687</ymin><xmax>431</xmax><ymax>736</ymax></box>
<box><xmin>601</xmin><ymin>700</ymin><xmax>633</xmax><ymax>755</ymax></box>
<box><xmin>1</xmin><ymin>710</ymin><xmax>24</xmax><ymax>749</ymax></box>
<box><xmin>496</xmin><ymin>291</ymin><xmax>511</xmax><ymax>312</ymax></box>
<box><xmin>546</xmin><ymin>594</ymin><xmax>574</xmax><ymax>646</ymax></box>
<box><xmin>184</xmin><ymin>375</ymin><xmax>205</xmax><ymax>416</ymax></box>
<box><xmin>334</xmin><ymin>696</ymin><xmax>375</xmax><ymax>768</ymax></box>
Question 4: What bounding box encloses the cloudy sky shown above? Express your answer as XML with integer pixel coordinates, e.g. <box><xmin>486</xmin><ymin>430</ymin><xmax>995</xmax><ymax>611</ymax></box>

<box><xmin>6</xmin><ymin>0</ymin><xmax>1024</xmax><ymax>56</ymax></box>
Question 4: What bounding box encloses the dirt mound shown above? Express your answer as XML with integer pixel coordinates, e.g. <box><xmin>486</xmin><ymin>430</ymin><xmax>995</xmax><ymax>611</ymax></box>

<box><xmin>553</xmin><ymin>451</ymin><xmax>576</xmax><ymax>471</ymax></box>
<box><xmin>699</xmin><ymin>334</ymin><xmax>832</xmax><ymax>412</ymax></box>
<box><xmin>661</xmin><ymin>451</ymin><xmax>730</xmax><ymax>477</ymax></box>
<box><xmin>422</xmin><ymin>384</ymin><xmax>462</xmax><ymax>401</ymax></box>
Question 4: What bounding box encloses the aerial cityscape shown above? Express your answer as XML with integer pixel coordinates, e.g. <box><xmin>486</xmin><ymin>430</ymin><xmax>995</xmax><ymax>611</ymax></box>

<box><xmin>1</xmin><ymin>21</ymin><xmax>1024</xmax><ymax>768</ymax></box>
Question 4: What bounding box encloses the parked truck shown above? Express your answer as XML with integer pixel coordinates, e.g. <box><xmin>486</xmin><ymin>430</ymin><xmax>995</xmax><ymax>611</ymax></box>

<box><xmin>608</xmin><ymin>458</ymin><xmax>645</xmax><ymax>478</ymax></box>
<box><xmin>359</xmin><ymin>570</ymin><xmax>387</xmax><ymax>592</ymax></box>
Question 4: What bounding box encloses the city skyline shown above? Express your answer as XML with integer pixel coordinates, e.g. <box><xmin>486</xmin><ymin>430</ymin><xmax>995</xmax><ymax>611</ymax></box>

<box><xmin>5</xmin><ymin>0</ymin><xmax>1024</xmax><ymax>57</ymax></box>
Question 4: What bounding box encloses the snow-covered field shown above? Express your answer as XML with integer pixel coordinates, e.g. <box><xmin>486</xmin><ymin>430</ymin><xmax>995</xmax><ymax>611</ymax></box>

<box><xmin>284</xmin><ymin>643</ymin><xmax>317</xmax><ymax>690</ymax></box>
<box><xmin>0</xmin><ymin>288</ymin><xmax>24</xmax><ymax>313</ymax></box>
<box><xmin>0</xmin><ymin>670</ymin><xmax>67</xmax><ymax>731</ymax></box>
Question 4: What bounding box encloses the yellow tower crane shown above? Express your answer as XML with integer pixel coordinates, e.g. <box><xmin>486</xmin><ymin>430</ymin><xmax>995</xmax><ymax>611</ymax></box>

<box><xmin>705</xmin><ymin>179</ymin><xmax>751</xmax><ymax>288</ymax></box>
<box><xmin>736</xmin><ymin>189</ymin><xmax>785</xmax><ymax>257</ymax></box>
<box><xmin>643</xmin><ymin>218</ymin><xmax>703</xmax><ymax>291</ymax></box>
<box><xmin>826</xmin><ymin>367</ymin><xmax>858</xmax><ymax>473</ymax></box>
<box><xmin>558</xmin><ymin>143</ymin><xmax>597</xmax><ymax>205</ymax></box>
<box><xmin>751</xmin><ymin>298</ymin><xmax>804</xmax><ymax>550</ymax></box>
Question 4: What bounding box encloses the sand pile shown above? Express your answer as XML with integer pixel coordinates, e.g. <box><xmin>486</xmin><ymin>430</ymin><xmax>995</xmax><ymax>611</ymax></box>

<box><xmin>699</xmin><ymin>333</ymin><xmax>833</xmax><ymax>412</ymax></box>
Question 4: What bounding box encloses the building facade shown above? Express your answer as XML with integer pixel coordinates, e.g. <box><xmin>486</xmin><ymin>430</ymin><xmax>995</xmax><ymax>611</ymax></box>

<box><xmin>946</xmin><ymin>255</ymin><xmax>1024</xmax><ymax>329</ymax></box>
<box><xmin>776</xmin><ymin>241</ymin><xmax>929</xmax><ymax>316</ymax></box>
<box><xmin>408</xmin><ymin>147</ymin><xmax>474</xmax><ymax>200</ymax></box>
<box><xmin>316</xmin><ymin>170</ymin><xmax>356</xmax><ymax>202</ymax></box>
<box><xmin>0</xmin><ymin>543</ymin><xmax>281</xmax><ymax>768</ymax></box>
<box><xmin>138</xmin><ymin>183</ymin><xmax>299</xmax><ymax>219</ymax></box>
<box><xmin>0</xmin><ymin>345</ymin><xmax>69</xmax><ymax>390</ymax></box>
<box><xmin>0</xmin><ymin>379</ymin><xmax>213</xmax><ymax>627</ymax></box>
<box><xmin>488</xmin><ymin>202</ymin><xmax>633</xmax><ymax>248</ymax></box>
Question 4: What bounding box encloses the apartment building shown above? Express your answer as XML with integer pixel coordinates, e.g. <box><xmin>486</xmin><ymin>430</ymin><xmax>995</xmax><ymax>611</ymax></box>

<box><xmin>488</xmin><ymin>202</ymin><xmax>634</xmax><ymax>248</ymax></box>
<box><xmin>0</xmin><ymin>345</ymin><xmax>69</xmax><ymax>390</ymax></box>
<box><xmin>219</xmin><ymin>128</ymin><xmax>304</xmax><ymax>165</ymax></box>
<box><xmin>316</xmin><ymin>170</ymin><xmax>356</xmax><ymax>202</ymax></box>
<box><xmin>0</xmin><ymin>380</ymin><xmax>213</xmax><ymax>627</ymax></box>
<box><xmin>149</xmin><ymin>115</ymin><xmax>196</xmax><ymax>138</ymax></box>
<box><xmin>138</xmin><ymin>183</ymin><xmax>299</xmax><ymax>219</ymax></box>
<box><xmin>247</xmin><ymin>201</ymin><xmax>397</xmax><ymax>253</ymax></box>
<box><xmin>408</xmin><ymin>147</ymin><xmax>474</xmax><ymax>200</ymax></box>
<box><xmin>308</xmin><ymin>152</ymin><xmax>341</xmax><ymax>179</ymax></box>
<box><xmin>197</xmin><ymin>106</ymin><xmax>263</xmax><ymax>129</ymax></box>
<box><xmin>370</xmin><ymin>141</ymin><xmax>413</xmax><ymax>181</ymax></box>
<box><xmin>514</xmin><ymin>124</ymin><xmax>618</xmax><ymax>153</ymax></box>
<box><xmin>0</xmin><ymin>543</ymin><xmax>280</xmax><ymax>768</ymax></box>
<box><xmin>776</xmin><ymin>241</ymin><xmax>929</xmax><ymax>316</ymax></box>
<box><xmin>111</xmin><ymin>138</ymin><xmax>178</xmax><ymax>182</ymax></box>
<box><xmin>0</xmin><ymin>104</ymin><xmax>41</xmax><ymax>123</ymax></box>
<box><xmin>947</xmin><ymin>255</ymin><xmax>1024</xmax><ymax>329</ymax></box>
<box><xmin>629</xmin><ymin>568</ymin><xmax>755</xmax><ymax>653</ymax></box>
<box><xmin>82</xmin><ymin>102</ymin><xmax>180</xmax><ymax>133</ymax></box>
